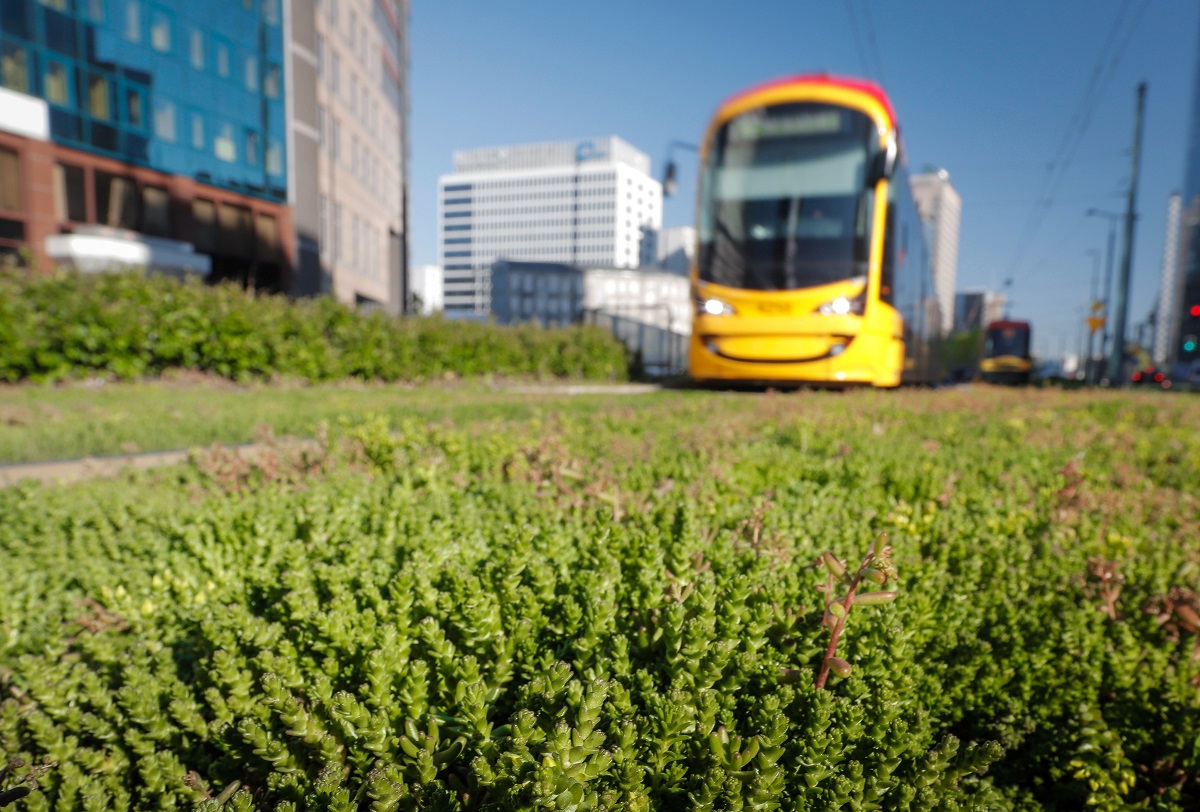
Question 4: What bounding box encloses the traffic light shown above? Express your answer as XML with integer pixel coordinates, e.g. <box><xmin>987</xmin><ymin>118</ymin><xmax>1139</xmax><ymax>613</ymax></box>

<box><xmin>1184</xmin><ymin>334</ymin><xmax>1198</xmax><ymax>353</ymax></box>
<box><xmin>1190</xmin><ymin>304</ymin><xmax>1200</xmax><ymax>318</ymax></box>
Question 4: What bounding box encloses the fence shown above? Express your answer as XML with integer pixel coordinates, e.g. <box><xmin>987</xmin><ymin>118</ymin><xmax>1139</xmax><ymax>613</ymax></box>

<box><xmin>583</xmin><ymin>304</ymin><xmax>689</xmax><ymax>378</ymax></box>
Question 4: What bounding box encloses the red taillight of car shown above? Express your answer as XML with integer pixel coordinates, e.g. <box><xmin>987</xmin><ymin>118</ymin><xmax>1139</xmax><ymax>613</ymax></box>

<box><xmin>1132</xmin><ymin>372</ymin><xmax>1142</xmax><ymax>382</ymax></box>
<box><xmin>1154</xmin><ymin>372</ymin><xmax>1165</xmax><ymax>383</ymax></box>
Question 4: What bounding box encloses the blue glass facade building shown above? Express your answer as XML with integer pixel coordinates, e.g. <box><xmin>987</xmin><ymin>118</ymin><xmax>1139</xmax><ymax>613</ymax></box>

<box><xmin>1</xmin><ymin>0</ymin><xmax>287</xmax><ymax>202</ymax></box>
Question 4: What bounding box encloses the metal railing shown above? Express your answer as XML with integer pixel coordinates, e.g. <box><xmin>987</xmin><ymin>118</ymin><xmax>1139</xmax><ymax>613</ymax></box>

<box><xmin>582</xmin><ymin>304</ymin><xmax>688</xmax><ymax>378</ymax></box>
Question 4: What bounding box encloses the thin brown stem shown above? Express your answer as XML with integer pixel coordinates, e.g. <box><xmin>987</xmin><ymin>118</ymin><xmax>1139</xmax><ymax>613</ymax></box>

<box><xmin>815</xmin><ymin>540</ymin><xmax>879</xmax><ymax>691</ymax></box>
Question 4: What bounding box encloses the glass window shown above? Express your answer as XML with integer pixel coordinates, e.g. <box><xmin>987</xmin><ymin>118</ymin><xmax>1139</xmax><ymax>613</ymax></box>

<box><xmin>331</xmin><ymin>117</ymin><xmax>340</xmax><ymax>160</ymax></box>
<box><xmin>215</xmin><ymin>40</ymin><xmax>229</xmax><ymax>78</ymax></box>
<box><xmin>44</xmin><ymin>60</ymin><xmax>71</xmax><ymax>105</ymax></box>
<box><xmin>316</xmin><ymin>104</ymin><xmax>325</xmax><ymax>147</ymax></box>
<box><xmin>87</xmin><ymin>73</ymin><xmax>112</xmax><ymax>120</ymax></box>
<box><xmin>1</xmin><ymin>42</ymin><xmax>30</xmax><ymax>93</ymax></box>
<box><xmin>315</xmin><ymin>35</ymin><xmax>324</xmax><ymax>77</ymax></box>
<box><xmin>141</xmin><ymin>185</ymin><xmax>170</xmax><ymax>236</ymax></box>
<box><xmin>333</xmin><ymin>201</ymin><xmax>342</xmax><ymax>260</ymax></box>
<box><xmin>85</xmin><ymin>0</ymin><xmax>104</xmax><ymax>22</ymax></box>
<box><xmin>95</xmin><ymin>171</ymin><xmax>139</xmax><ymax>229</ymax></box>
<box><xmin>330</xmin><ymin>51</ymin><xmax>339</xmax><ymax>92</ymax></box>
<box><xmin>349</xmin><ymin>11</ymin><xmax>357</xmax><ymax>48</ymax></box>
<box><xmin>266</xmin><ymin>141</ymin><xmax>282</xmax><ymax>176</ymax></box>
<box><xmin>262</xmin><ymin>0</ymin><xmax>279</xmax><ymax>25</ymax></box>
<box><xmin>218</xmin><ymin>202</ymin><xmax>253</xmax><ymax>256</ymax></box>
<box><xmin>150</xmin><ymin>7</ymin><xmax>171</xmax><ymax>52</ymax></box>
<box><xmin>44</xmin><ymin>6</ymin><xmax>78</xmax><ymax>57</ymax></box>
<box><xmin>214</xmin><ymin>122</ymin><xmax>235</xmax><ymax>162</ymax></box>
<box><xmin>244</xmin><ymin>54</ymin><xmax>257</xmax><ymax>92</ymax></box>
<box><xmin>256</xmin><ymin>212</ymin><xmax>278</xmax><ymax>258</ymax></box>
<box><xmin>192</xmin><ymin>198</ymin><xmax>215</xmax><ymax>251</ymax></box>
<box><xmin>124</xmin><ymin>0</ymin><xmax>141</xmax><ymax>43</ymax></box>
<box><xmin>153</xmin><ymin>98</ymin><xmax>176</xmax><ymax>142</ymax></box>
<box><xmin>2</xmin><ymin>0</ymin><xmax>32</xmax><ymax>39</ymax></box>
<box><xmin>125</xmin><ymin>86</ymin><xmax>144</xmax><ymax>129</ymax></box>
<box><xmin>0</xmin><ymin>148</ymin><xmax>20</xmax><ymax>212</ymax></box>
<box><xmin>264</xmin><ymin>63</ymin><xmax>279</xmax><ymax>98</ymax></box>
<box><xmin>245</xmin><ymin>129</ymin><xmax>258</xmax><ymax>166</ymax></box>
<box><xmin>38</xmin><ymin>0</ymin><xmax>67</xmax><ymax>8</ymax></box>
<box><xmin>190</xmin><ymin>111</ymin><xmax>204</xmax><ymax>149</ymax></box>
<box><xmin>190</xmin><ymin>29</ymin><xmax>204</xmax><ymax>70</ymax></box>
<box><xmin>52</xmin><ymin>162</ymin><xmax>86</xmax><ymax>221</ymax></box>
<box><xmin>318</xmin><ymin>194</ymin><xmax>328</xmax><ymax>254</ymax></box>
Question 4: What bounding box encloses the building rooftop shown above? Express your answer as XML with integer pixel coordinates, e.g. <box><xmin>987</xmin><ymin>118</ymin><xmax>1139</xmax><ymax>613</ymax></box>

<box><xmin>452</xmin><ymin>136</ymin><xmax>651</xmax><ymax>175</ymax></box>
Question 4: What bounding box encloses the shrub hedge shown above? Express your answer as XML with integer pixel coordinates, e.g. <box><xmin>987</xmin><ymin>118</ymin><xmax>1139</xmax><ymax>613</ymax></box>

<box><xmin>0</xmin><ymin>270</ymin><xmax>629</xmax><ymax>383</ymax></box>
<box><xmin>1</xmin><ymin>390</ymin><xmax>1198</xmax><ymax>810</ymax></box>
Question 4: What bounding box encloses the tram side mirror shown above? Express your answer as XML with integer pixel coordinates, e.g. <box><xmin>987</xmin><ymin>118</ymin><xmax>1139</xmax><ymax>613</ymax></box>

<box><xmin>663</xmin><ymin>161</ymin><xmax>678</xmax><ymax>197</ymax></box>
<box><xmin>867</xmin><ymin>139</ymin><xmax>898</xmax><ymax>186</ymax></box>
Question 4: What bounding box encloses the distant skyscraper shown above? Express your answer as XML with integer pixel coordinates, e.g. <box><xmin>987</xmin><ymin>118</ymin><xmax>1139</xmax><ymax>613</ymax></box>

<box><xmin>1171</xmin><ymin>12</ymin><xmax>1200</xmax><ymax>367</ymax></box>
<box><xmin>437</xmin><ymin>136</ymin><xmax>662</xmax><ymax>317</ymax></box>
<box><xmin>954</xmin><ymin>290</ymin><xmax>1005</xmax><ymax>332</ymax></box>
<box><xmin>410</xmin><ymin>263</ymin><xmax>443</xmax><ymax>314</ymax></box>
<box><xmin>310</xmin><ymin>0</ymin><xmax>410</xmax><ymax>314</ymax></box>
<box><xmin>910</xmin><ymin>169</ymin><xmax>961</xmax><ymax>336</ymax></box>
<box><xmin>1155</xmin><ymin>193</ymin><xmax>1183</xmax><ymax>366</ymax></box>
<box><xmin>643</xmin><ymin>225</ymin><xmax>695</xmax><ymax>276</ymax></box>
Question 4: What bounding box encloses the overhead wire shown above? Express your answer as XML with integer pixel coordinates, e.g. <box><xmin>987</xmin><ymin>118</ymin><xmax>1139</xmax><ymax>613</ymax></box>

<box><xmin>857</xmin><ymin>0</ymin><xmax>888</xmax><ymax>90</ymax></box>
<box><xmin>843</xmin><ymin>0</ymin><xmax>874</xmax><ymax>84</ymax></box>
<box><xmin>1003</xmin><ymin>0</ymin><xmax>1150</xmax><ymax>290</ymax></box>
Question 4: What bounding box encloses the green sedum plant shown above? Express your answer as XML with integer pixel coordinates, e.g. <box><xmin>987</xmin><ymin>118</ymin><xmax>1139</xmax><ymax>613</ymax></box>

<box><xmin>1</xmin><ymin>387</ymin><xmax>1198</xmax><ymax>809</ymax></box>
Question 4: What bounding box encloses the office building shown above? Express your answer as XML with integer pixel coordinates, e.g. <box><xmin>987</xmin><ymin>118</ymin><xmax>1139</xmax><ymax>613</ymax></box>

<box><xmin>1171</xmin><ymin>13</ymin><xmax>1200</xmax><ymax>367</ymax></box>
<box><xmin>1155</xmin><ymin>193</ymin><xmax>1183</xmax><ymax>366</ymax></box>
<box><xmin>910</xmin><ymin>168</ymin><xmax>961</xmax><ymax>336</ymax></box>
<box><xmin>954</xmin><ymin>290</ymin><xmax>1005</xmax><ymax>333</ymax></box>
<box><xmin>0</xmin><ymin>0</ymin><xmax>410</xmax><ymax>311</ymax></box>
<box><xmin>311</xmin><ymin>0</ymin><xmax>409</xmax><ymax>314</ymax></box>
<box><xmin>491</xmin><ymin>259</ymin><xmax>689</xmax><ymax>375</ymax></box>
<box><xmin>640</xmin><ymin>224</ymin><xmax>695</xmax><ymax>275</ymax></box>
<box><xmin>438</xmin><ymin>136</ymin><xmax>662</xmax><ymax>317</ymax></box>
<box><xmin>410</xmin><ymin>263</ymin><xmax>442</xmax><ymax>314</ymax></box>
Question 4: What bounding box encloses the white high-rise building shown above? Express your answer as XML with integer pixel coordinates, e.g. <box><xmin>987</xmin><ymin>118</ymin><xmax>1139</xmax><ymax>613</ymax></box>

<box><xmin>910</xmin><ymin>169</ymin><xmax>961</xmax><ymax>336</ymax></box>
<box><xmin>1155</xmin><ymin>194</ymin><xmax>1183</xmax><ymax>366</ymax></box>
<box><xmin>437</xmin><ymin>136</ymin><xmax>662</xmax><ymax>317</ymax></box>
<box><xmin>410</xmin><ymin>264</ymin><xmax>444</xmax><ymax>314</ymax></box>
<box><xmin>640</xmin><ymin>225</ymin><xmax>696</xmax><ymax>276</ymax></box>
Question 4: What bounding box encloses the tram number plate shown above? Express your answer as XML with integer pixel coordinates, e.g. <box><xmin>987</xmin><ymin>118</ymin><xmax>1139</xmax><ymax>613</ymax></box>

<box><xmin>757</xmin><ymin>302</ymin><xmax>793</xmax><ymax>314</ymax></box>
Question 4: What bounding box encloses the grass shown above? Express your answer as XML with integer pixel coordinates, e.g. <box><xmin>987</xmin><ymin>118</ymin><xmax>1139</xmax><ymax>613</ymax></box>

<box><xmin>0</xmin><ymin>376</ymin><xmax>679</xmax><ymax>464</ymax></box>
<box><xmin>2</xmin><ymin>382</ymin><xmax>1198</xmax><ymax>808</ymax></box>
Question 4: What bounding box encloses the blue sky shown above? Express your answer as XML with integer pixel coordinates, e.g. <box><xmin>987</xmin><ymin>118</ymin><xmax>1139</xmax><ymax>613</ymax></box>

<box><xmin>409</xmin><ymin>1</ymin><xmax>1200</xmax><ymax>359</ymax></box>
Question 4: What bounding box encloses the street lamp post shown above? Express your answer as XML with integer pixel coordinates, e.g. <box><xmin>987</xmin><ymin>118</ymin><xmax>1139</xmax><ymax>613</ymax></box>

<box><xmin>1086</xmin><ymin>249</ymin><xmax>1100</xmax><ymax>384</ymax></box>
<box><xmin>662</xmin><ymin>140</ymin><xmax>698</xmax><ymax>198</ymax></box>
<box><xmin>1086</xmin><ymin>208</ymin><xmax>1122</xmax><ymax>382</ymax></box>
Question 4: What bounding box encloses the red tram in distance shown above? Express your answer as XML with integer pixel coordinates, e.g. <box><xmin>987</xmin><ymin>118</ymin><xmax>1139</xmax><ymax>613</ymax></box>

<box><xmin>980</xmin><ymin>320</ymin><xmax>1032</xmax><ymax>385</ymax></box>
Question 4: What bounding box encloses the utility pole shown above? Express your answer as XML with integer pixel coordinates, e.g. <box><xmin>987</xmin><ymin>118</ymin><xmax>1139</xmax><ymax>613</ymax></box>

<box><xmin>1107</xmin><ymin>82</ymin><xmax>1146</xmax><ymax>386</ymax></box>
<box><xmin>1087</xmin><ymin>249</ymin><xmax>1099</xmax><ymax>383</ymax></box>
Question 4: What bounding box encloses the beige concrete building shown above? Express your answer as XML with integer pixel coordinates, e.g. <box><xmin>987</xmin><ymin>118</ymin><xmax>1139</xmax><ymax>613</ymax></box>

<box><xmin>311</xmin><ymin>0</ymin><xmax>409</xmax><ymax>313</ymax></box>
<box><xmin>910</xmin><ymin>168</ymin><xmax>962</xmax><ymax>337</ymax></box>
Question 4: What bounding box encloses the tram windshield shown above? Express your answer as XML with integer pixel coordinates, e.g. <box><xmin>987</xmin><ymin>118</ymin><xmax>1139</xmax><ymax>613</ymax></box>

<box><xmin>698</xmin><ymin>103</ymin><xmax>877</xmax><ymax>291</ymax></box>
<box><xmin>985</xmin><ymin>325</ymin><xmax>1031</xmax><ymax>358</ymax></box>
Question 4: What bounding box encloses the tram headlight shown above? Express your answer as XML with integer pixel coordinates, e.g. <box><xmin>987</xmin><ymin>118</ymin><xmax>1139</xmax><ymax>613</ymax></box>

<box><xmin>815</xmin><ymin>291</ymin><xmax>865</xmax><ymax>316</ymax></box>
<box><xmin>697</xmin><ymin>297</ymin><xmax>736</xmax><ymax>317</ymax></box>
<box><xmin>815</xmin><ymin>278</ymin><xmax>867</xmax><ymax>316</ymax></box>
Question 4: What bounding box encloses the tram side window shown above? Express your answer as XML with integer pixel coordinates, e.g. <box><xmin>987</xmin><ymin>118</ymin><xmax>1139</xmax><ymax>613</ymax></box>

<box><xmin>879</xmin><ymin>204</ymin><xmax>895</xmax><ymax>304</ymax></box>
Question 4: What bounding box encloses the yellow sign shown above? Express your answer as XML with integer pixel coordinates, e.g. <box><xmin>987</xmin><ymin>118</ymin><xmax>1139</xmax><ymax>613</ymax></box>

<box><xmin>1090</xmin><ymin>300</ymin><xmax>1104</xmax><ymax>314</ymax></box>
<box><xmin>1086</xmin><ymin>316</ymin><xmax>1105</xmax><ymax>333</ymax></box>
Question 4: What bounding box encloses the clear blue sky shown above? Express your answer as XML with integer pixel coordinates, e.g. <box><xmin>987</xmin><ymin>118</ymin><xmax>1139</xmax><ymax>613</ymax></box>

<box><xmin>409</xmin><ymin>1</ymin><xmax>1200</xmax><ymax>359</ymax></box>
